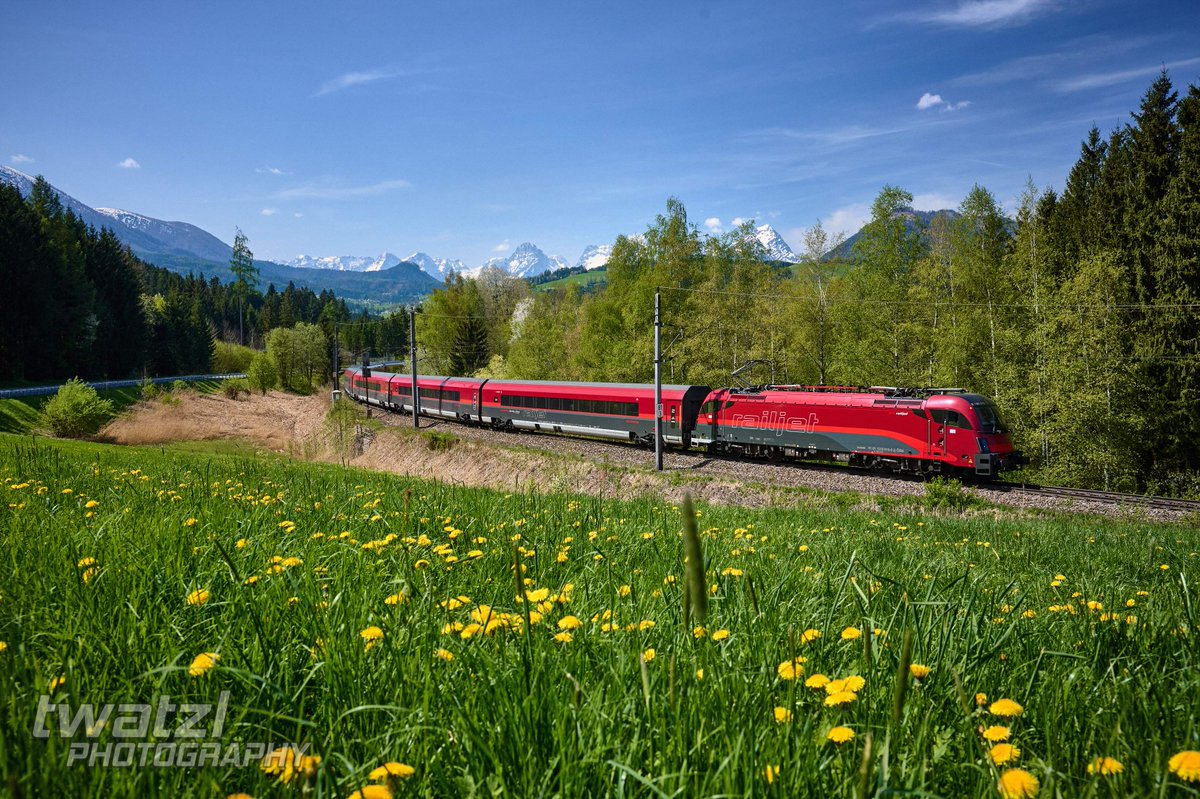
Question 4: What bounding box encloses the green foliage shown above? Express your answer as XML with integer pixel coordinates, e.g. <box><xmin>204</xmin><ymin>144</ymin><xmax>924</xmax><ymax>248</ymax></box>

<box><xmin>266</xmin><ymin>323</ymin><xmax>328</xmax><ymax>393</ymax></box>
<box><xmin>922</xmin><ymin>476</ymin><xmax>981</xmax><ymax>511</ymax></box>
<box><xmin>422</xmin><ymin>430</ymin><xmax>458</xmax><ymax>451</ymax></box>
<box><xmin>39</xmin><ymin>378</ymin><xmax>114</xmax><ymax>438</ymax></box>
<box><xmin>212</xmin><ymin>341</ymin><xmax>257</xmax><ymax>374</ymax></box>
<box><xmin>246</xmin><ymin>352</ymin><xmax>279</xmax><ymax>395</ymax></box>
<box><xmin>220</xmin><ymin>378</ymin><xmax>249</xmax><ymax>400</ymax></box>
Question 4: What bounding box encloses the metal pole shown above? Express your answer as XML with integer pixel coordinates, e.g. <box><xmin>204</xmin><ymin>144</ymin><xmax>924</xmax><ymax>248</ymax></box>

<box><xmin>331</xmin><ymin>321</ymin><xmax>339</xmax><ymax>402</ymax></box>
<box><xmin>654</xmin><ymin>290</ymin><xmax>663</xmax><ymax>472</ymax></box>
<box><xmin>409</xmin><ymin>307</ymin><xmax>419</xmax><ymax>429</ymax></box>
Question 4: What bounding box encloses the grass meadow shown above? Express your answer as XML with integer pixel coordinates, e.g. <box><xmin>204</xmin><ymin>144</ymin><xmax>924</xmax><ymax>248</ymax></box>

<box><xmin>0</xmin><ymin>434</ymin><xmax>1198</xmax><ymax>798</ymax></box>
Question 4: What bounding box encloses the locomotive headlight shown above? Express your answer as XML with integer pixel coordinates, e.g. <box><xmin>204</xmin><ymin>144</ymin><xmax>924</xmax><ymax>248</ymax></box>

<box><xmin>977</xmin><ymin>437</ymin><xmax>990</xmax><ymax>453</ymax></box>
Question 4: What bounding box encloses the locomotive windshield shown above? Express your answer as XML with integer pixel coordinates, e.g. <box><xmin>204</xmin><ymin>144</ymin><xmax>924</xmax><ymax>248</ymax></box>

<box><xmin>968</xmin><ymin>398</ymin><xmax>1006</xmax><ymax>434</ymax></box>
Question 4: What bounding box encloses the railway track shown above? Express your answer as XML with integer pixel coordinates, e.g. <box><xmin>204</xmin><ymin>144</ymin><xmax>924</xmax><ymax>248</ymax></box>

<box><xmin>985</xmin><ymin>482</ymin><xmax>1200</xmax><ymax>515</ymax></box>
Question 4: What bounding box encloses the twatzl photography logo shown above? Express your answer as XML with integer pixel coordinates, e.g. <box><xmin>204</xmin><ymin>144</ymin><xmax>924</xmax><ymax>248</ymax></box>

<box><xmin>34</xmin><ymin>692</ymin><xmax>307</xmax><ymax>768</ymax></box>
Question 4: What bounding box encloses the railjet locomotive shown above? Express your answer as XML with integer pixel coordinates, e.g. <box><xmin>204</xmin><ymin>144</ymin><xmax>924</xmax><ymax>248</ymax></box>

<box><xmin>342</xmin><ymin>366</ymin><xmax>1023</xmax><ymax>479</ymax></box>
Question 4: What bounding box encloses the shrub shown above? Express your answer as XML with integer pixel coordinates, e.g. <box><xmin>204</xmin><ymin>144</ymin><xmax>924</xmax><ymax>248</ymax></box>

<box><xmin>221</xmin><ymin>378</ymin><xmax>250</xmax><ymax>400</ymax></box>
<box><xmin>923</xmin><ymin>476</ymin><xmax>981</xmax><ymax>511</ymax></box>
<box><xmin>247</xmin><ymin>353</ymin><xmax>280</xmax><ymax>395</ymax></box>
<box><xmin>212</xmin><ymin>341</ymin><xmax>257</xmax><ymax>374</ymax></box>
<box><xmin>40</xmin><ymin>378</ymin><xmax>115</xmax><ymax>439</ymax></box>
<box><xmin>140</xmin><ymin>378</ymin><xmax>159</xmax><ymax>400</ymax></box>
<box><xmin>423</xmin><ymin>430</ymin><xmax>458</xmax><ymax>452</ymax></box>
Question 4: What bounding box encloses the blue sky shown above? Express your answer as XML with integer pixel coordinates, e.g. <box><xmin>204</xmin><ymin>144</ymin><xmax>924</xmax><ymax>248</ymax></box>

<box><xmin>3</xmin><ymin>0</ymin><xmax>1199</xmax><ymax>266</ymax></box>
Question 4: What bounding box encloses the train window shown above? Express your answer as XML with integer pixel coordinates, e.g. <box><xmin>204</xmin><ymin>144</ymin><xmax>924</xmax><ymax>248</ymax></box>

<box><xmin>930</xmin><ymin>409</ymin><xmax>971</xmax><ymax>429</ymax></box>
<box><xmin>969</xmin><ymin>401</ymin><xmax>1005</xmax><ymax>434</ymax></box>
<box><xmin>912</xmin><ymin>409</ymin><xmax>927</xmax><ymax>419</ymax></box>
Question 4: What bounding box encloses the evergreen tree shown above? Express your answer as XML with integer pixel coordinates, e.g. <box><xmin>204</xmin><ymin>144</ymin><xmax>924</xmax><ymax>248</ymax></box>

<box><xmin>229</xmin><ymin>228</ymin><xmax>258</xmax><ymax>345</ymax></box>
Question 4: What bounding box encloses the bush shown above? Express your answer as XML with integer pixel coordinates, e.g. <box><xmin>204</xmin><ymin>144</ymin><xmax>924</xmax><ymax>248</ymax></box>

<box><xmin>221</xmin><ymin>378</ymin><xmax>250</xmax><ymax>400</ymax></box>
<box><xmin>41</xmin><ymin>378</ymin><xmax>115</xmax><ymax>439</ymax></box>
<box><xmin>247</xmin><ymin>353</ymin><xmax>279</xmax><ymax>395</ymax></box>
<box><xmin>923</xmin><ymin>476</ymin><xmax>982</xmax><ymax>511</ymax></box>
<box><xmin>212</xmin><ymin>341</ymin><xmax>257</xmax><ymax>374</ymax></box>
<box><xmin>140</xmin><ymin>378</ymin><xmax>159</xmax><ymax>400</ymax></box>
<box><xmin>423</xmin><ymin>430</ymin><xmax>458</xmax><ymax>452</ymax></box>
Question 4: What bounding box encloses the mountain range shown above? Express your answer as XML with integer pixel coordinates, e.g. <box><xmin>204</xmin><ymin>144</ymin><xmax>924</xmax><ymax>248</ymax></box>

<box><xmin>0</xmin><ymin>166</ymin><xmax>438</xmax><ymax>303</ymax></box>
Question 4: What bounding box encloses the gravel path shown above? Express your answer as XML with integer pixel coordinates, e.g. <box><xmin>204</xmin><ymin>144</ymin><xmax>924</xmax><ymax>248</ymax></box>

<box><xmin>366</xmin><ymin>407</ymin><xmax>1194</xmax><ymax>522</ymax></box>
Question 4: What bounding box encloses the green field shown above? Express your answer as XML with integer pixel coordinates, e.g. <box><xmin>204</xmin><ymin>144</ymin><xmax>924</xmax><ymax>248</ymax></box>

<box><xmin>1</xmin><ymin>434</ymin><xmax>1198</xmax><ymax>798</ymax></box>
<box><xmin>533</xmin><ymin>268</ymin><xmax>609</xmax><ymax>293</ymax></box>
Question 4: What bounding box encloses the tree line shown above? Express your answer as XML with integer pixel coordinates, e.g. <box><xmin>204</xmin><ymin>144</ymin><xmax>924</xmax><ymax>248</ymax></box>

<box><xmin>427</xmin><ymin>74</ymin><xmax>1198</xmax><ymax>494</ymax></box>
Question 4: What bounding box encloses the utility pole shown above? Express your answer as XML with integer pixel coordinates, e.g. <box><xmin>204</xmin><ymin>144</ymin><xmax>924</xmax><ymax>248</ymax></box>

<box><xmin>654</xmin><ymin>289</ymin><xmax>663</xmax><ymax>472</ymax></box>
<box><xmin>331</xmin><ymin>320</ymin><xmax>340</xmax><ymax>402</ymax></box>
<box><xmin>409</xmin><ymin>307</ymin><xmax>419</xmax><ymax>429</ymax></box>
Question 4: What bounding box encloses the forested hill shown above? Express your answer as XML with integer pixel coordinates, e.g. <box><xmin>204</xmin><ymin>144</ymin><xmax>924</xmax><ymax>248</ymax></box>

<box><xmin>0</xmin><ymin>179</ymin><xmax>403</xmax><ymax>383</ymax></box>
<box><xmin>432</xmin><ymin>73</ymin><xmax>1199</xmax><ymax>495</ymax></box>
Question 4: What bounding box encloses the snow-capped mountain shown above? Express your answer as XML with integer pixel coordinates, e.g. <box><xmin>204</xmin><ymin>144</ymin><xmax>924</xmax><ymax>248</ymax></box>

<box><xmin>404</xmin><ymin>252</ymin><xmax>469</xmax><ymax>280</ymax></box>
<box><xmin>752</xmin><ymin>225</ymin><xmax>799</xmax><ymax>264</ymax></box>
<box><xmin>481</xmin><ymin>242</ymin><xmax>569</xmax><ymax>278</ymax></box>
<box><xmin>575</xmin><ymin>244</ymin><xmax>612</xmax><ymax>271</ymax></box>
<box><xmin>282</xmin><ymin>252</ymin><xmax>403</xmax><ymax>272</ymax></box>
<box><xmin>0</xmin><ymin>166</ymin><xmax>232</xmax><ymax>263</ymax></box>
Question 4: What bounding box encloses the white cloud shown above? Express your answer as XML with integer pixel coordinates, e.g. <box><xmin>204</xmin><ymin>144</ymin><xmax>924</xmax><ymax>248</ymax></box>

<box><xmin>273</xmin><ymin>178</ymin><xmax>410</xmax><ymax>200</ymax></box>
<box><xmin>260</xmin><ymin>208</ymin><xmax>277</xmax><ymax>216</ymax></box>
<box><xmin>10</xmin><ymin>154</ymin><xmax>33</xmax><ymax>164</ymax></box>
<box><xmin>918</xmin><ymin>92</ymin><xmax>970</xmax><ymax>112</ymax></box>
<box><xmin>923</xmin><ymin>0</ymin><xmax>1055</xmax><ymax>27</ymax></box>
<box><xmin>116</xmin><ymin>157</ymin><xmax>141</xmax><ymax>169</ymax></box>
<box><xmin>912</xmin><ymin>192</ymin><xmax>961</xmax><ymax>211</ymax></box>
<box><xmin>316</xmin><ymin>66</ymin><xmax>415</xmax><ymax>96</ymax></box>
<box><xmin>917</xmin><ymin>92</ymin><xmax>944</xmax><ymax>110</ymax></box>
<box><xmin>1052</xmin><ymin>56</ymin><xmax>1200</xmax><ymax>92</ymax></box>
<box><xmin>491</xmin><ymin>240</ymin><xmax>511</xmax><ymax>254</ymax></box>
<box><xmin>256</xmin><ymin>166</ymin><xmax>289</xmax><ymax>176</ymax></box>
<box><xmin>293</xmin><ymin>212</ymin><xmax>304</xmax><ymax>218</ymax></box>
<box><xmin>823</xmin><ymin>203</ymin><xmax>872</xmax><ymax>240</ymax></box>
<box><xmin>704</xmin><ymin>217</ymin><xmax>723</xmax><ymax>233</ymax></box>
<box><xmin>731</xmin><ymin>217</ymin><xmax>747</xmax><ymax>227</ymax></box>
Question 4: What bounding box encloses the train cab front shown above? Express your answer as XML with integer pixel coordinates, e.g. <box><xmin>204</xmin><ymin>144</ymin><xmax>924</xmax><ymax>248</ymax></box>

<box><xmin>959</xmin><ymin>394</ymin><xmax>1023</xmax><ymax>478</ymax></box>
<box><xmin>927</xmin><ymin>393</ymin><xmax>1023</xmax><ymax>479</ymax></box>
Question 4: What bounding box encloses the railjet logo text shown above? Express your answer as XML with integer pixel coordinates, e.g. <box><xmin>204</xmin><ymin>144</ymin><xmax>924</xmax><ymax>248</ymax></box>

<box><xmin>33</xmin><ymin>693</ymin><xmax>307</xmax><ymax>769</ymax></box>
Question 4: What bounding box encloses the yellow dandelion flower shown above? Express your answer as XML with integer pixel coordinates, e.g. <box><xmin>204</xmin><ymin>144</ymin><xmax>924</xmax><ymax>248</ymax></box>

<box><xmin>975</xmin><ymin>692</ymin><xmax>989</xmax><ymax>707</ymax></box>
<box><xmin>842</xmin><ymin>675</ymin><xmax>866</xmax><ymax>693</ymax></box>
<box><xmin>1169</xmin><ymin>751</ymin><xmax>1200</xmax><ymax>783</ymax></box>
<box><xmin>184</xmin><ymin>518</ymin><xmax>197</xmax><ymax>527</ymax></box>
<box><xmin>434</xmin><ymin>648</ymin><xmax>454</xmax><ymax>662</ymax></box>
<box><xmin>384</xmin><ymin>593</ymin><xmax>407</xmax><ymax>605</ymax></box>
<box><xmin>841</xmin><ymin>626</ymin><xmax>862</xmax><ymax>641</ymax></box>
<box><xmin>773</xmin><ymin>706</ymin><xmax>793</xmax><ymax>724</ymax></box>
<box><xmin>370</xmin><ymin>761</ymin><xmax>415</xmax><ymax>780</ymax></box>
<box><xmin>236</xmin><ymin>538</ymin><xmax>248</xmax><ymax>550</ymax></box>
<box><xmin>695</xmin><ymin>668</ymin><xmax>705</xmax><ymax>680</ymax></box>
<box><xmin>558</xmin><ymin>615</ymin><xmax>582</xmax><ymax>630</ymax></box>
<box><xmin>188</xmin><ymin>652</ymin><xmax>219</xmax><ymax>677</ymax></box>
<box><xmin>187</xmin><ymin>589</ymin><xmax>210</xmax><ymax>606</ymax></box>
<box><xmin>909</xmin><ymin>663</ymin><xmax>931</xmax><ymax>680</ymax></box>
<box><xmin>982</xmin><ymin>725</ymin><xmax>1010</xmax><ymax>742</ymax></box>
<box><xmin>243</xmin><ymin>575</ymin><xmax>259</xmax><ymax>586</ymax></box>
<box><xmin>997</xmin><ymin>768</ymin><xmax>1039</xmax><ymax>798</ymax></box>
<box><xmin>618</xmin><ymin>584</ymin><xmax>631</xmax><ymax>597</ymax></box>
<box><xmin>642</xmin><ymin>648</ymin><xmax>656</xmax><ymax>663</ymax></box>
<box><xmin>638</xmin><ymin>620</ymin><xmax>656</xmax><ymax>631</ymax></box>
<box><xmin>824</xmin><ymin>691</ymin><xmax>857</xmax><ymax>707</ymax></box>
<box><xmin>553</xmin><ymin>632</ymin><xmax>573</xmax><ymax>644</ymax></box>
<box><xmin>990</xmin><ymin>744</ymin><xmax>1021</xmax><ymax>766</ymax></box>
<box><xmin>81</xmin><ymin>567</ymin><xmax>97</xmax><ymax>584</ymax></box>
<box><xmin>827</xmin><ymin>726</ymin><xmax>855</xmax><ymax>744</ymax></box>
<box><xmin>764</xmin><ymin>765</ymin><xmax>779</xmax><ymax>784</ymax></box>
<box><xmin>800</xmin><ymin>628</ymin><xmax>821</xmax><ymax>644</ymax></box>
<box><xmin>49</xmin><ymin>674</ymin><xmax>66</xmax><ymax>692</ymax></box>
<box><xmin>711</xmin><ymin>629</ymin><xmax>730</xmax><ymax>642</ymax></box>
<box><xmin>989</xmin><ymin>698</ymin><xmax>1024</xmax><ymax>717</ymax></box>
<box><xmin>805</xmin><ymin>674</ymin><xmax>830</xmax><ymax>690</ymax></box>
<box><xmin>1087</xmin><ymin>757</ymin><xmax>1123</xmax><ymax>776</ymax></box>
<box><xmin>777</xmin><ymin>657</ymin><xmax>806</xmax><ymax>681</ymax></box>
<box><xmin>77</xmin><ymin>556</ymin><xmax>96</xmax><ymax>569</ymax></box>
<box><xmin>360</xmin><ymin>626</ymin><xmax>384</xmax><ymax>642</ymax></box>
<box><xmin>0</xmin><ymin>642</ymin><xmax>7</xmax><ymax>654</ymax></box>
<box><xmin>693</xmin><ymin>626</ymin><xmax>707</xmax><ymax>639</ymax></box>
<box><xmin>84</xmin><ymin>500</ymin><xmax>99</xmax><ymax>509</ymax></box>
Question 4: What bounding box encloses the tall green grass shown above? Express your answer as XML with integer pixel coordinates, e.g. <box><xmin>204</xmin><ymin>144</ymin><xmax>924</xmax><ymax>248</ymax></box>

<box><xmin>0</xmin><ymin>435</ymin><xmax>1196</xmax><ymax>797</ymax></box>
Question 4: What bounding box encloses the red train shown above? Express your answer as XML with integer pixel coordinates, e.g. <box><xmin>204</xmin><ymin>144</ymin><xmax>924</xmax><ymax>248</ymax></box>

<box><xmin>341</xmin><ymin>367</ymin><xmax>1023</xmax><ymax>479</ymax></box>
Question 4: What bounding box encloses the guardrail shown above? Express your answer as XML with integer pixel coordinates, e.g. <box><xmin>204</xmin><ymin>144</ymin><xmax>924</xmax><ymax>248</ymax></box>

<box><xmin>0</xmin><ymin>374</ymin><xmax>247</xmax><ymax>400</ymax></box>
